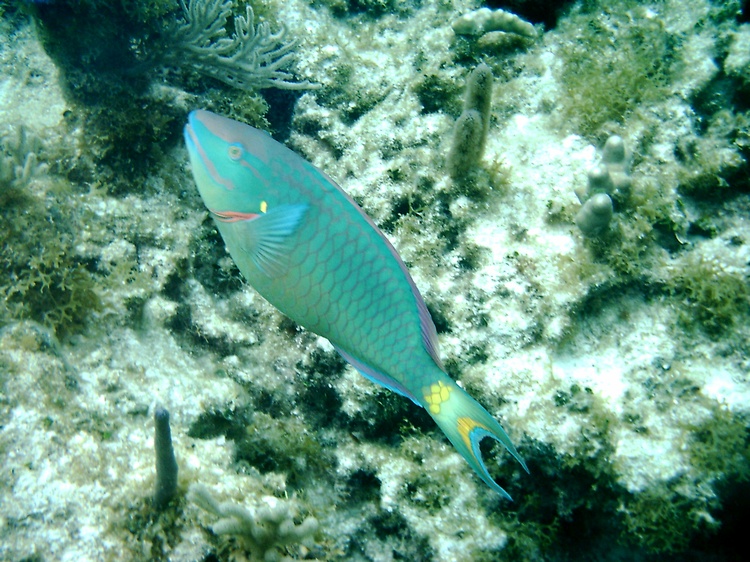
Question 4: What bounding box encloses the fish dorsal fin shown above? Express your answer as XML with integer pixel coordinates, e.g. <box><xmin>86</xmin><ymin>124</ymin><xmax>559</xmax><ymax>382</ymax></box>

<box><xmin>415</xmin><ymin>292</ymin><xmax>442</xmax><ymax>369</ymax></box>
<box><xmin>229</xmin><ymin>203</ymin><xmax>308</xmax><ymax>277</ymax></box>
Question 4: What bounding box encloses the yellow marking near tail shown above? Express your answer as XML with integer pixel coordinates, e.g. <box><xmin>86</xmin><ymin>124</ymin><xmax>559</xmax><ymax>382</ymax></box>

<box><xmin>260</xmin><ymin>200</ymin><xmax>268</xmax><ymax>213</ymax></box>
<box><xmin>423</xmin><ymin>380</ymin><xmax>452</xmax><ymax>414</ymax></box>
<box><xmin>457</xmin><ymin>416</ymin><xmax>489</xmax><ymax>452</ymax></box>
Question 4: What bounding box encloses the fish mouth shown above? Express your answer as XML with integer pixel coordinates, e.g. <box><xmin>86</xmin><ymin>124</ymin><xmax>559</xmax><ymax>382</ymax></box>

<box><xmin>183</xmin><ymin>122</ymin><xmax>194</xmax><ymax>151</ymax></box>
<box><xmin>184</xmin><ymin>111</ymin><xmax>236</xmax><ymax>192</ymax></box>
<box><xmin>184</xmin><ymin>111</ymin><xmax>199</xmax><ymax>152</ymax></box>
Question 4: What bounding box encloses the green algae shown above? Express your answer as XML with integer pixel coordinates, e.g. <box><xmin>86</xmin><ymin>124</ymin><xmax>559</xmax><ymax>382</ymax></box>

<box><xmin>554</xmin><ymin>0</ymin><xmax>677</xmax><ymax>138</ymax></box>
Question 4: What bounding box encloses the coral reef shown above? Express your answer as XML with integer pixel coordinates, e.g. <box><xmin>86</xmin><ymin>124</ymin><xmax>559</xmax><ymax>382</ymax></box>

<box><xmin>452</xmin><ymin>7</ymin><xmax>537</xmax><ymax>39</ymax></box>
<box><xmin>188</xmin><ymin>483</ymin><xmax>319</xmax><ymax>562</ymax></box>
<box><xmin>1</xmin><ymin>0</ymin><xmax>749</xmax><ymax>560</ymax></box>
<box><xmin>0</xmin><ymin>124</ymin><xmax>100</xmax><ymax>337</ymax></box>
<box><xmin>447</xmin><ymin>63</ymin><xmax>494</xmax><ymax>180</ymax></box>
<box><xmin>160</xmin><ymin>0</ymin><xmax>317</xmax><ymax>91</ymax></box>
<box><xmin>574</xmin><ymin>134</ymin><xmax>631</xmax><ymax>236</ymax></box>
<box><xmin>153</xmin><ymin>405</ymin><xmax>179</xmax><ymax>510</ymax></box>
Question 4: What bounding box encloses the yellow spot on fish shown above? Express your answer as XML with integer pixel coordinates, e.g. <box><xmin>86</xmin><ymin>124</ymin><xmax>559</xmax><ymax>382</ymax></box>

<box><xmin>260</xmin><ymin>200</ymin><xmax>268</xmax><ymax>213</ymax></box>
<box><xmin>457</xmin><ymin>416</ymin><xmax>489</xmax><ymax>452</ymax></box>
<box><xmin>423</xmin><ymin>380</ymin><xmax>451</xmax><ymax>414</ymax></box>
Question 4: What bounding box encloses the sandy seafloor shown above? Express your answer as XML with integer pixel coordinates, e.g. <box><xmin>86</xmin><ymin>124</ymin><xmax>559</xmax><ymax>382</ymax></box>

<box><xmin>1</xmin><ymin>0</ymin><xmax>749</xmax><ymax>560</ymax></box>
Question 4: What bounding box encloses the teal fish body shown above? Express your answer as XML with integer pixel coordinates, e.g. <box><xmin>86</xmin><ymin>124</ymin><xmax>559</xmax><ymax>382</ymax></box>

<box><xmin>185</xmin><ymin>110</ymin><xmax>527</xmax><ymax>498</ymax></box>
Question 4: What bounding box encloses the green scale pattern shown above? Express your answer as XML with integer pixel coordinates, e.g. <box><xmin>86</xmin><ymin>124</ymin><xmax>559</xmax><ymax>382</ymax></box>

<box><xmin>258</xmin><ymin>163</ymin><xmax>434</xmax><ymax>394</ymax></box>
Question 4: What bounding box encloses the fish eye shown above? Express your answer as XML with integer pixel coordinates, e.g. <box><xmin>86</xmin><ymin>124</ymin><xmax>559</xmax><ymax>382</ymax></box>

<box><xmin>227</xmin><ymin>144</ymin><xmax>243</xmax><ymax>161</ymax></box>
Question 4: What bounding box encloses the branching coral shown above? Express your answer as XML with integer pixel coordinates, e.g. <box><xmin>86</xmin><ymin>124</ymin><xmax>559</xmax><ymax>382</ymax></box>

<box><xmin>161</xmin><ymin>0</ymin><xmax>317</xmax><ymax>91</ymax></box>
<box><xmin>188</xmin><ymin>483</ymin><xmax>319</xmax><ymax>562</ymax></box>
<box><xmin>0</xmin><ymin>125</ymin><xmax>48</xmax><ymax>196</ymax></box>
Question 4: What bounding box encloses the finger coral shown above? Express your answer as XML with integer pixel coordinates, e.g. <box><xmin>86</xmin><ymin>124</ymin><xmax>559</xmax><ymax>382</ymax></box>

<box><xmin>575</xmin><ymin>135</ymin><xmax>631</xmax><ymax>237</ymax></box>
<box><xmin>153</xmin><ymin>405</ymin><xmax>179</xmax><ymax>510</ymax></box>
<box><xmin>575</xmin><ymin>192</ymin><xmax>614</xmax><ymax>237</ymax></box>
<box><xmin>188</xmin><ymin>483</ymin><xmax>319</xmax><ymax>562</ymax></box>
<box><xmin>447</xmin><ymin>63</ymin><xmax>494</xmax><ymax>180</ymax></box>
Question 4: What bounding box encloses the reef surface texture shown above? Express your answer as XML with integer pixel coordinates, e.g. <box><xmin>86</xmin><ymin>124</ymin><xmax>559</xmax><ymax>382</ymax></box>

<box><xmin>1</xmin><ymin>1</ymin><xmax>749</xmax><ymax>561</ymax></box>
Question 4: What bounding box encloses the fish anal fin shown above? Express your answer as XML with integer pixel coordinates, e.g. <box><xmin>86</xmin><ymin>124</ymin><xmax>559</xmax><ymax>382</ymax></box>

<box><xmin>333</xmin><ymin>345</ymin><xmax>421</xmax><ymax>406</ymax></box>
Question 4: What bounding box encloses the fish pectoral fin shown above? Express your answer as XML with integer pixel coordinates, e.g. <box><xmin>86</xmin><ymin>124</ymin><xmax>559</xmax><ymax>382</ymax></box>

<box><xmin>235</xmin><ymin>203</ymin><xmax>308</xmax><ymax>277</ymax></box>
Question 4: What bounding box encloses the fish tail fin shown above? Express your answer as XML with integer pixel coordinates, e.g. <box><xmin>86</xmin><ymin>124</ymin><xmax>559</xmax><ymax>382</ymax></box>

<box><xmin>423</xmin><ymin>377</ymin><xmax>528</xmax><ymax>500</ymax></box>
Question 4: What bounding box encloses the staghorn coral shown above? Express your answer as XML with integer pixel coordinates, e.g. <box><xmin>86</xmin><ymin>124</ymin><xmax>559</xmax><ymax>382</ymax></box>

<box><xmin>188</xmin><ymin>483</ymin><xmax>319</xmax><ymax>562</ymax></box>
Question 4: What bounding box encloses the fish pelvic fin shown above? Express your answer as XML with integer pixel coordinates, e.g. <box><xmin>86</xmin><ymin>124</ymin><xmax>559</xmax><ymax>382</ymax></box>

<box><xmin>422</xmin><ymin>377</ymin><xmax>528</xmax><ymax>500</ymax></box>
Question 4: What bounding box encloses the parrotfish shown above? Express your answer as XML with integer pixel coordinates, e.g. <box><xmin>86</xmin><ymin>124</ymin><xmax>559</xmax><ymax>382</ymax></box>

<box><xmin>184</xmin><ymin>110</ymin><xmax>528</xmax><ymax>498</ymax></box>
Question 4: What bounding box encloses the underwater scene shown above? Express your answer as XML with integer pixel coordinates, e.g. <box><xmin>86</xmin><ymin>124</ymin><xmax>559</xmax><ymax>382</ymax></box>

<box><xmin>1</xmin><ymin>0</ymin><xmax>749</xmax><ymax>560</ymax></box>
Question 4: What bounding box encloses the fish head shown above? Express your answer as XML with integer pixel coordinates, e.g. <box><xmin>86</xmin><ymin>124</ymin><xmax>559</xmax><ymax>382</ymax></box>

<box><xmin>184</xmin><ymin>110</ymin><xmax>276</xmax><ymax>219</ymax></box>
